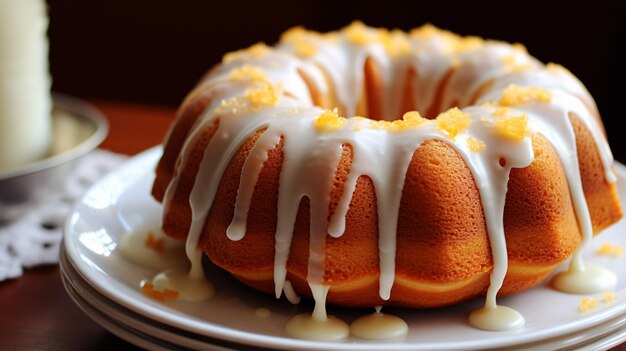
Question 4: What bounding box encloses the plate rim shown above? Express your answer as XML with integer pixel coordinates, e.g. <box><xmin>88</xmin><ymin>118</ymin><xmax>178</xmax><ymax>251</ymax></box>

<box><xmin>63</xmin><ymin>146</ymin><xmax>626</xmax><ymax>350</ymax></box>
<box><xmin>61</xmin><ymin>246</ymin><xmax>626</xmax><ymax>351</ymax></box>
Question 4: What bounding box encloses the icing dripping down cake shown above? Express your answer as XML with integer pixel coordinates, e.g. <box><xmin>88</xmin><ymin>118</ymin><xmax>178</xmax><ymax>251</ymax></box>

<box><xmin>151</xmin><ymin>22</ymin><xmax>623</xmax><ymax>310</ymax></box>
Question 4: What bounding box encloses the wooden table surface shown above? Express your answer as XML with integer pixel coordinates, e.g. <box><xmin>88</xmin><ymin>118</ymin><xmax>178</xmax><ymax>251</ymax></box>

<box><xmin>0</xmin><ymin>100</ymin><xmax>624</xmax><ymax>350</ymax></box>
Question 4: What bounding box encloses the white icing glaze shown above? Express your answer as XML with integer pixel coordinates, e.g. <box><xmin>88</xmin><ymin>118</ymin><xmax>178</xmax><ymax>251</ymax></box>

<box><xmin>552</xmin><ymin>262</ymin><xmax>617</xmax><ymax>294</ymax></box>
<box><xmin>350</xmin><ymin>309</ymin><xmax>408</xmax><ymax>340</ymax></box>
<box><xmin>284</xmin><ymin>313</ymin><xmax>350</xmax><ymax>341</ymax></box>
<box><xmin>118</xmin><ymin>226</ymin><xmax>186</xmax><ymax>270</ymax></box>
<box><xmin>151</xmin><ymin>267</ymin><xmax>214</xmax><ymax>302</ymax></box>
<box><xmin>282</xmin><ymin>280</ymin><xmax>301</xmax><ymax>304</ymax></box>
<box><xmin>159</xmin><ymin>23</ymin><xmax>619</xmax><ymax>332</ymax></box>
<box><xmin>284</xmin><ymin>283</ymin><xmax>350</xmax><ymax>340</ymax></box>
<box><xmin>469</xmin><ymin>305</ymin><xmax>525</xmax><ymax>331</ymax></box>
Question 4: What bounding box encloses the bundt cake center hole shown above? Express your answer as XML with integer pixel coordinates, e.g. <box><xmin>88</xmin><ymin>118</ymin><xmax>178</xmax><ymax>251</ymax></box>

<box><xmin>299</xmin><ymin>60</ymin><xmax>465</xmax><ymax>121</ymax></box>
<box><xmin>298</xmin><ymin>57</ymin><xmax>475</xmax><ymax>121</ymax></box>
<box><xmin>351</xmin><ymin>61</ymin><xmax>462</xmax><ymax>121</ymax></box>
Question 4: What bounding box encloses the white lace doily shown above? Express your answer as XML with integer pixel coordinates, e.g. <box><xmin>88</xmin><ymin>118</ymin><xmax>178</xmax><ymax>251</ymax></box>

<box><xmin>0</xmin><ymin>149</ymin><xmax>128</xmax><ymax>281</ymax></box>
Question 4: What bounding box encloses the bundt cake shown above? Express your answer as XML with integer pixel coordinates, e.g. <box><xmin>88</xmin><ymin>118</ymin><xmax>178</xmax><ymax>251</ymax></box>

<box><xmin>151</xmin><ymin>22</ymin><xmax>622</xmax><ymax>311</ymax></box>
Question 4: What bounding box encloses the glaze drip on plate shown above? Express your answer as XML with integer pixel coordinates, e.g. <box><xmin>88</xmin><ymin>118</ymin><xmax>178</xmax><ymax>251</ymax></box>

<box><xmin>158</xmin><ymin>22</ymin><xmax>619</xmax><ymax>332</ymax></box>
<box><xmin>350</xmin><ymin>306</ymin><xmax>409</xmax><ymax>340</ymax></box>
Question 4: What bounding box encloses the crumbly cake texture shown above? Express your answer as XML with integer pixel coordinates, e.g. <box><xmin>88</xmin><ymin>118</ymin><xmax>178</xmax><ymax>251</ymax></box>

<box><xmin>152</xmin><ymin>22</ymin><xmax>622</xmax><ymax>308</ymax></box>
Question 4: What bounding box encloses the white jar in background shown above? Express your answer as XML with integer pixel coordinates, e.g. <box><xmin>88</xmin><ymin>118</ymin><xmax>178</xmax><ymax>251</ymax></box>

<box><xmin>0</xmin><ymin>0</ymin><xmax>52</xmax><ymax>171</ymax></box>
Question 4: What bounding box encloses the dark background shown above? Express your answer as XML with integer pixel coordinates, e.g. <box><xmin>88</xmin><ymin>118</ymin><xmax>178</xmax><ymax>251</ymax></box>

<box><xmin>47</xmin><ymin>0</ymin><xmax>626</xmax><ymax>161</ymax></box>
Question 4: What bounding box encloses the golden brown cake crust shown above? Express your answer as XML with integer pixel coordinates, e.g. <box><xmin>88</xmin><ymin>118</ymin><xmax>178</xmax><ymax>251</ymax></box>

<box><xmin>154</xmin><ymin>104</ymin><xmax>621</xmax><ymax>307</ymax></box>
<box><xmin>152</xmin><ymin>25</ymin><xmax>623</xmax><ymax>308</ymax></box>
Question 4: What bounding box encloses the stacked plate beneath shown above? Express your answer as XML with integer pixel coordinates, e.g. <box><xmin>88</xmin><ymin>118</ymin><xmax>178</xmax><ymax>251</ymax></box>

<box><xmin>61</xmin><ymin>147</ymin><xmax>626</xmax><ymax>350</ymax></box>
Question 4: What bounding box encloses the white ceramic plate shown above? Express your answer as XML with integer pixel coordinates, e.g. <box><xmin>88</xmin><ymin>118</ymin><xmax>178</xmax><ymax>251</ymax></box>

<box><xmin>60</xmin><ymin>246</ymin><xmax>626</xmax><ymax>351</ymax></box>
<box><xmin>63</xmin><ymin>147</ymin><xmax>626</xmax><ymax>350</ymax></box>
<box><xmin>63</xmin><ymin>282</ymin><xmax>180</xmax><ymax>351</ymax></box>
<box><xmin>61</xmin><ymin>249</ymin><xmax>246</xmax><ymax>350</ymax></box>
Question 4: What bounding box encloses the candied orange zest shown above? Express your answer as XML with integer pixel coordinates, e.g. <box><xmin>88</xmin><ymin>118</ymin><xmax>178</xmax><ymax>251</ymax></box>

<box><xmin>499</xmin><ymin>85</ymin><xmax>552</xmax><ymax>106</ymax></box>
<box><xmin>596</xmin><ymin>243</ymin><xmax>625</xmax><ymax>257</ymax></box>
<box><xmin>436</xmin><ymin>107</ymin><xmax>471</xmax><ymax>140</ymax></box>
<box><xmin>141</xmin><ymin>282</ymin><xmax>179</xmax><ymax>301</ymax></box>
<box><xmin>494</xmin><ymin>113</ymin><xmax>530</xmax><ymax>142</ymax></box>
<box><xmin>245</xmin><ymin>83</ymin><xmax>280</xmax><ymax>108</ymax></box>
<box><xmin>145</xmin><ymin>232</ymin><xmax>166</xmax><ymax>252</ymax></box>
<box><xmin>579</xmin><ymin>297</ymin><xmax>598</xmax><ymax>313</ymax></box>
<box><xmin>602</xmin><ymin>291</ymin><xmax>616</xmax><ymax>303</ymax></box>
<box><xmin>467</xmin><ymin>136</ymin><xmax>486</xmax><ymax>152</ymax></box>
<box><xmin>314</xmin><ymin>108</ymin><xmax>347</xmax><ymax>132</ymax></box>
